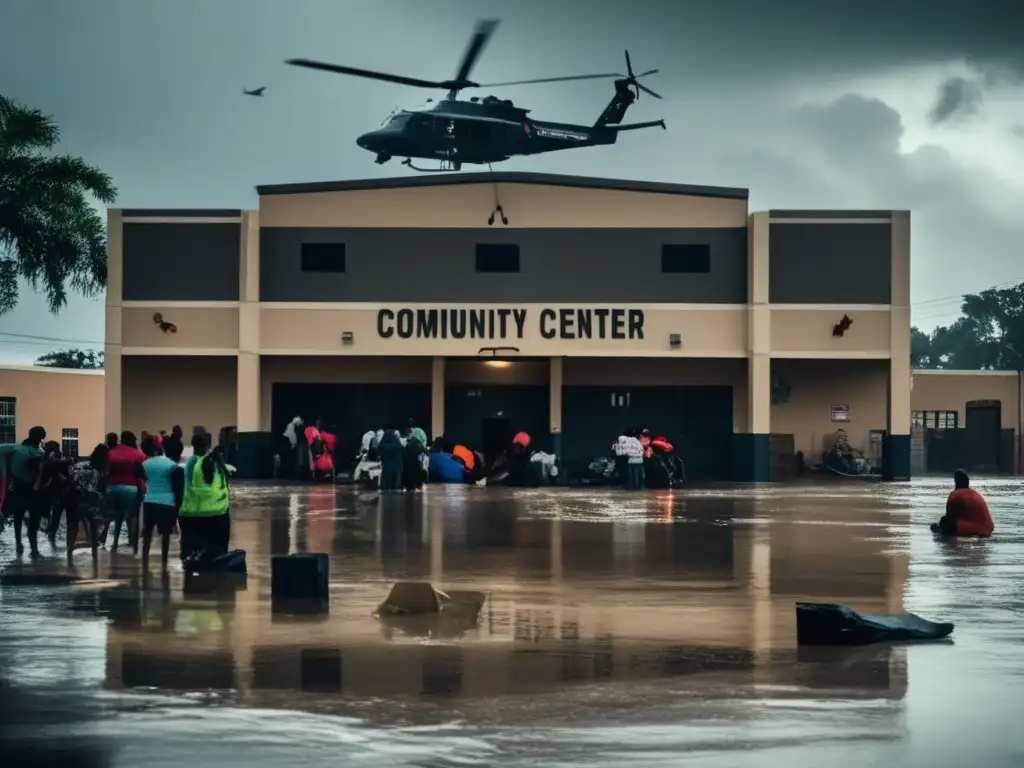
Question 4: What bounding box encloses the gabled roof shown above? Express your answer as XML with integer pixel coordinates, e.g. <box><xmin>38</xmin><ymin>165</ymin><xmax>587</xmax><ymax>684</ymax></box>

<box><xmin>256</xmin><ymin>172</ymin><xmax>748</xmax><ymax>200</ymax></box>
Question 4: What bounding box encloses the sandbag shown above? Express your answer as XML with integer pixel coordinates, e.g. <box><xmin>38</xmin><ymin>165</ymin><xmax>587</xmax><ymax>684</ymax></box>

<box><xmin>186</xmin><ymin>548</ymin><xmax>247</xmax><ymax>574</ymax></box>
<box><xmin>796</xmin><ymin>602</ymin><xmax>953</xmax><ymax>646</ymax></box>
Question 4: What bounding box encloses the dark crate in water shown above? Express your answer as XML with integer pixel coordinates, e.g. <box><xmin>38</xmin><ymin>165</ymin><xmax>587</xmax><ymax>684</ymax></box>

<box><xmin>271</xmin><ymin>553</ymin><xmax>330</xmax><ymax>602</ymax></box>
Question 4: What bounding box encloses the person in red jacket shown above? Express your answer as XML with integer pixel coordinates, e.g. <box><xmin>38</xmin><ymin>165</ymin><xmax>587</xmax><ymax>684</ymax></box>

<box><xmin>932</xmin><ymin>469</ymin><xmax>994</xmax><ymax>537</ymax></box>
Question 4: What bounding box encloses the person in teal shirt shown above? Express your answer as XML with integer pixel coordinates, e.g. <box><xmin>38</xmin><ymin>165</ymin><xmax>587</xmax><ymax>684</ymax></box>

<box><xmin>0</xmin><ymin>426</ymin><xmax>47</xmax><ymax>556</ymax></box>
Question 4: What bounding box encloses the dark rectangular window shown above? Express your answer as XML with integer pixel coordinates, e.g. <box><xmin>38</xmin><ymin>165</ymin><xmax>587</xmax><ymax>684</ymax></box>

<box><xmin>301</xmin><ymin>242</ymin><xmax>346</xmax><ymax>273</ymax></box>
<box><xmin>661</xmin><ymin>244</ymin><xmax>711</xmax><ymax>273</ymax></box>
<box><xmin>61</xmin><ymin>428</ymin><xmax>80</xmax><ymax>461</ymax></box>
<box><xmin>476</xmin><ymin>244</ymin><xmax>519</xmax><ymax>273</ymax></box>
<box><xmin>0</xmin><ymin>397</ymin><xmax>15</xmax><ymax>444</ymax></box>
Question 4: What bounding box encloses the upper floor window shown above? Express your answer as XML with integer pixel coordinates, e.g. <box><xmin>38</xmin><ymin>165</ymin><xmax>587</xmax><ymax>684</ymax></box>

<box><xmin>301</xmin><ymin>242</ymin><xmax>346</xmax><ymax>273</ymax></box>
<box><xmin>661</xmin><ymin>244</ymin><xmax>711</xmax><ymax>273</ymax></box>
<box><xmin>61</xmin><ymin>428</ymin><xmax>80</xmax><ymax>460</ymax></box>
<box><xmin>476</xmin><ymin>244</ymin><xmax>519</xmax><ymax>273</ymax></box>
<box><xmin>0</xmin><ymin>397</ymin><xmax>15</xmax><ymax>444</ymax></box>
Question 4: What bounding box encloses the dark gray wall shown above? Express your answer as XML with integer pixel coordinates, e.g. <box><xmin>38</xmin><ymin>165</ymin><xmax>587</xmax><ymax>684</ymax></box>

<box><xmin>769</xmin><ymin>223</ymin><xmax>892</xmax><ymax>304</ymax></box>
<box><xmin>259</xmin><ymin>228</ymin><xmax>748</xmax><ymax>303</ymax></box>
<box><xmin>122</xmin><ymin>223</ymin><xmax>240</xmax><ymax>301</ymax></box>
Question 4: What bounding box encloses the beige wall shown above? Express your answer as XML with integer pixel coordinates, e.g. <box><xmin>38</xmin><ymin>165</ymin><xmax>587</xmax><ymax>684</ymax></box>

<box><xmin>911</xmin><ymin>370</ymin><xmax>1021</xmax><ymax>430</ymax></box>
<box><xmin>259</xmin><ymin>306</ymin><xmax>748</xmax><ymax>358</ymax></box>
<box><xmin>771</xmin><ymin>309</ymin><xmax>890</xmax><ymax>355</ymax></box>
<box><xmin>122</xmin><ymin>356</ymin><xmax>237</xmax><ymax>438</ymax></box>
<box><xmin>771</xmin><ymin>359</ymin><xmax>889</xmax><ymax>457</ymax></box>
<box><xmin>0</xmin><ymin>367</ymin><xmax>105</xmax><ymax>453</ymax></box>
<box><xmin>121</xmin><ymin>306</ymin><xmax>240</xmax><ymax>351</ymax></box>
<box><xmin>258</xmin><ymin>183</ymin><xmax>749</xmax><ymax>229</ymax></box>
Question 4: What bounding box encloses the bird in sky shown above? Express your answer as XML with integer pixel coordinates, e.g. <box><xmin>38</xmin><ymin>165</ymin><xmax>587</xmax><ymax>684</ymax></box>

<box><xmin>243</xmin><ymin>86</ymin><xmax>266</xmax><ymax>97</ymax></box>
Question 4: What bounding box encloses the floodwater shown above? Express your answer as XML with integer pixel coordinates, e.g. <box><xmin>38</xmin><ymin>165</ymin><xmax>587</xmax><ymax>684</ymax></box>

<box><xmin>1</xmin><ymin>479</ymin><xmax>1022</xmax><ymax>767</ymax></box>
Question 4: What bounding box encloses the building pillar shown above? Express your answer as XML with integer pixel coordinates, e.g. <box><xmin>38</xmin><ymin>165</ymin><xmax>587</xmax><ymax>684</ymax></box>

<box><xmin>884</xmin><ymin>211</ymin><xmax>911</xmax><ymax>480</ymax></box>
<box><xmin>104</xmin><ymin>210</ymin><xmax>123</xmax><ymax>435</ymax></box>
<box><xmin>235</xmin><ymin>210</ymin><xmax>268</xmax><ymax>478</ymax></box>
<box><xmin>734</xmin><ymin>212</ymin><xmax>771</xmax><ymax>481</ymax></box>
<box><xmin>431</xmin><ymin>356</ymin><xmax>445</xmax><ymax>441</ymax></box>
<box><xmin>549</xmin><ymin>356</ymin><xmax>563</xmax><ymax>459</ymax></box>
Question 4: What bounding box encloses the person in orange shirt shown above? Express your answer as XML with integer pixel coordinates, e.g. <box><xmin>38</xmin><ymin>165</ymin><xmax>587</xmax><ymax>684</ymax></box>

<box><xmin>932</xmin><ymin>469</ymin><xmax>994</xmax><ymax>537</ymax></box>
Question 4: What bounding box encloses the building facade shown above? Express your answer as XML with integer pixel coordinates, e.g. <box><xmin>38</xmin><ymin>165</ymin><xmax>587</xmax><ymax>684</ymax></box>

<box><xmin>104</xmin><ymin>172</ymin><xmax>912</xmax><ymax>481</ymax></box>
<box><xmin>0</xmin><ymin>366</ymin><xmax>105</xmax><ymax>458</ymax></box>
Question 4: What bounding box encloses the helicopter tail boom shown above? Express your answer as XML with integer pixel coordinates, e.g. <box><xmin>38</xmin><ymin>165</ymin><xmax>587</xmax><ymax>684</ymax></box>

<box><xmin>604</xmin><ymin>119</ymin><xmax>667</xmax><ymax>132</ymax></box>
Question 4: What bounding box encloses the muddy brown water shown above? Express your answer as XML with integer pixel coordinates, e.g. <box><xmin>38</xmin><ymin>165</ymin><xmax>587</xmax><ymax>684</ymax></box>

<box><xmin>1</xmin><ymin>479</ymin><xmax>1022</xmax><ymax>767</ymax></box>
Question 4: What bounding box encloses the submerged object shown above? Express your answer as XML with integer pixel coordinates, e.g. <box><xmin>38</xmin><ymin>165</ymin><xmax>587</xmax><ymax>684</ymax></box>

<box><xmin>185</xmin><ymin>548</ymin><xmax>247</xmax><ymax>574</ymax></box>
<box><xmin>429</xmin><ymin>452</ymin><xmax>465</xmax><ymax>483</ymax></box>
<box><xmin>796</xmin><ymin>602</ymin><xmax>954</xmax><ymax>646</ymax></box>
<box><xmin>271</xmin><ymin>552</ymin><xmax>329</xmax><ymax>602</ymax></box>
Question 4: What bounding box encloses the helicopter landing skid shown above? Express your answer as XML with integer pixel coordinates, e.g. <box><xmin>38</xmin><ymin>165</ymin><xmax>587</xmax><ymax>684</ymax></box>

<box><xmin>401</xmin><ymin>158</ymin><xmax>462</xmax><ymax>172</ymax></box>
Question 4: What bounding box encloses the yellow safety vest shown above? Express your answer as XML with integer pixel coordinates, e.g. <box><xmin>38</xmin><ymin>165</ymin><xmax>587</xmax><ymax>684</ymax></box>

<box><xmin>179</xmin><ymin>456</ymin><xmax>229</xmax><ymax>517</ymax></box>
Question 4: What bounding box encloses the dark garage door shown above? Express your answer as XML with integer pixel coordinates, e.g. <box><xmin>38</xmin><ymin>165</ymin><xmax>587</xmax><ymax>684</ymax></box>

<box><xmin>272</xmin><ymin>383</ymin><xmax>431</xmax><ymax>458</ymax></box>
<box><xmin>562</xmin><ymin>385</ymin><xmax>734</xmax><ymax>480</ymax></box>
<box><xmin>444</xmin><ymin>385</ymin><xmax>550</xmax><ymax>457</ymax></box>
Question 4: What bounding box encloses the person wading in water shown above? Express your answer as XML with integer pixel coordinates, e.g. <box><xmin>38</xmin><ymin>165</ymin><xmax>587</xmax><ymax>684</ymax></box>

<box><xmin>0</xmin><ymin>426</ymin><xmax>47</xmax><ymax>557</ymax></box>
<box><xmin>178</xmin><ymin>435</ymin><xmax>232</xmax><ymax>565</ymax></box>
<box><xmin>105</xmin><ymin>431</ymin><xmax>147</xmax><ymax>554</ymax></box>
<box><xmin>140</xmin><ymin>434</ymin><xmax>185</xmax><ymax>573</ymax></box>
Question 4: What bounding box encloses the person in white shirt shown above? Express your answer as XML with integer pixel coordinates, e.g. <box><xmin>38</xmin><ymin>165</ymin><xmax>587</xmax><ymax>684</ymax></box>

<box><xmin>612</xmin><ymin>430</ymin><xmax>632</xmax><ymax>487</ymax></box>
<box><xmin>623</xmin><ymin>430</ymin><xmax>646</xmax><ymax>490</ymax></box>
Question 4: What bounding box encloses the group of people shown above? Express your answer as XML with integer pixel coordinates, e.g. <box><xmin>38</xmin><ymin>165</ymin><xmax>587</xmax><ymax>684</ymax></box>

<box><xmin>360</xmin><ymin>421</ymin><xmax>431</xmax><ymax>491</ymax></box>
<box><xmin>0</xmin><ymin>424</ymin><xmax>233</xmax><ymax>572</ymax></box>
<box><xmin>609</xmin><ymin>428</ymin><xmax>682</xmax><ymax>490</ymax></box>
<box><xmin>280</xmin><ymin>417</ymin><xmax>338</xmax><ymax>481</ymax></box>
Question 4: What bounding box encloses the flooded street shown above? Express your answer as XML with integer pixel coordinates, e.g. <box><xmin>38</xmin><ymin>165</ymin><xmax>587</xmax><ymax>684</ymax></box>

<box><xmin>1</xmin><ymin>478</ymin><xmax>1022</xmax><ymax>767</ymax></box>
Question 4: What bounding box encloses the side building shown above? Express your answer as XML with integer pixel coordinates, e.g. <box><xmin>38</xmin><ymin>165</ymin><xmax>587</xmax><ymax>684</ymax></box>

<box><xmin>104</xmin><ymin>172</ymin><xmax>911</xmax><ymax>481</ymax></box>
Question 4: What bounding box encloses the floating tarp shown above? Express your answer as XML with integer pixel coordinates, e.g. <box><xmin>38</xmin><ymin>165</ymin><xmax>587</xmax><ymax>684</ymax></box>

<box><xmin>796</xmin><ymin>602</ymin><xmax>954</xmax><ymax>646</ymax></box>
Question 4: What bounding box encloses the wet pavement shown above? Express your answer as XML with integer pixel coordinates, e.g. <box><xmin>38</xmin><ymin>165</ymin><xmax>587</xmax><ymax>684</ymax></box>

<box><xmin>1</xmin><ymin>479</ymin><xmax>1022</xmax><ymax>767</ymax></box>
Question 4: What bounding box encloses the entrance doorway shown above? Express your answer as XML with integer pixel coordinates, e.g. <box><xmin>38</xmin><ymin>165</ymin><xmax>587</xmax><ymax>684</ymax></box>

<box><xmin>482</xmin><ymin>417</ymin><xmax>514</xmax><ymax>463</ymax></box>
<box><xmin>966</xmin><ymin>399</ymin><xmax>1001</xmax><ymax>473</ymax></box>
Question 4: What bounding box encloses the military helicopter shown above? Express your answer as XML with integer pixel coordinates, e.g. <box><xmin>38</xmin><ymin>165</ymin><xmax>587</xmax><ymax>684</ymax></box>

<box><xmin>286</xmin><ymin>20</ymin><xmax>666</xmax><ymax>172</ymax></box>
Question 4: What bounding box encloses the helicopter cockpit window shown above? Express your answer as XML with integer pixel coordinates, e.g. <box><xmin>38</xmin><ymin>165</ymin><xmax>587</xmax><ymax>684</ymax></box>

<box><xmin>387</xmin><ymin>113</ymin><xmax>412</xmax><ymax>128</ymax></box>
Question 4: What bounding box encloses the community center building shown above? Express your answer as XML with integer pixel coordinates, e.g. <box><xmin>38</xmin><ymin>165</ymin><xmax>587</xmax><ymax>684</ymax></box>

<box><xmin>103</xmin><ymin>171</ymin><xmax>915</xmax><ymax>481</ymax></box>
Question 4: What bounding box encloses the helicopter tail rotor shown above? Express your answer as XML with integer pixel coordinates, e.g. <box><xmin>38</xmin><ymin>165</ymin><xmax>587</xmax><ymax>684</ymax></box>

<box><xmin>622</xmin><ymin>50</ymin><xmax>661</xmax><ymax>100</ymax></box>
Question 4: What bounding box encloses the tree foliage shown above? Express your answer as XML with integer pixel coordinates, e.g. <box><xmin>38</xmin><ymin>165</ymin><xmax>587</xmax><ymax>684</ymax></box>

<box><xmin>34</xmin><ymin>348</ymin><xmax>104</xmax><ymax>370</ymax></box>
<box><xmin>0</xmin><ymin>95</ymin><xmax>117</xmax><ymax>315</ymax></box>
<box><xmin>912</xmin><ymin>282</ymin><xmax>1024</xmax><ymax>370</ymax></box>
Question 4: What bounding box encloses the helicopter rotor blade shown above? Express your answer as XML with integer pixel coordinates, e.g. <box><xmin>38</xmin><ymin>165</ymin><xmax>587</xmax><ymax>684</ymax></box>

<box><xmin>454</xmin><ymin>19</ymin><xmax>499</xmax><ymax>84</ymax></box>
<box><xmin>634</xmin><ymin>68</ymin><xmax>659</xmax><ymax>78</ymax></box>
<box><xmin>625</xmin><ymin>50</ymin><xmax>634</xmax><ymax>78</ymax></box>
<box><xmin>285</xmin><ymin>58</ymin><xmax>444</xmax><ymax>89</ymax></box>
<box><xmin>478</xmin><ymin>73</ymin><xmax>621</xmax><ymax>88</ymax></box>
<box><xmin>636</xmin><ymin>82</ymin><xmax>663</xmax><ymax>99</ymax></box>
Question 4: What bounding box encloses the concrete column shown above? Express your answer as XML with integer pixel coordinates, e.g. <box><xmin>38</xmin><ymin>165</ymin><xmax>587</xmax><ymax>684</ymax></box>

<box><xmin>549</xmin><ymin>356</ymin><xmax>564</xmax><ymax>458</ymax></box>
<box><xmin>431</xmin><ymin>356</ymin><xmax>445</xmax><ymax>440</ymax></box>
<box><xmin>736</xmin><ymin>212</ymin><xmax>771</xmax><ymax>481</ymax></box>
<box><xmin>885</xmin><ymin>211</ymin><xmax>911</xmax><ymax>480</ymax></box>
<box><xmin>104</xmin><ymin>210</ymin><xmax>123</xmax><ymax>434</ymax></box>
<box><xmin>235</xmin><ymin>210</ymin><xmax>266</xmax><ymax>478</ymax></box>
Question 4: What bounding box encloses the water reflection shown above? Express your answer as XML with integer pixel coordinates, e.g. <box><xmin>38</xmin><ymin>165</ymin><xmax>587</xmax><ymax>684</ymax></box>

<box><xmin>66</xmin><ymin>486</ymin><xmax>912</xmax><ymax>709</ymax></box>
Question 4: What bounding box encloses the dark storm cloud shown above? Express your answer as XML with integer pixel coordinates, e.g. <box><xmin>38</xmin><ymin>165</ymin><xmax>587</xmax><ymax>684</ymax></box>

<box><xmin>0</xmin><ymin>0</ymin><xmax>1022</xmax><ymax>359</ymax></box>
<box><xmin>929</xmin><ymin>76</ymin><xmax>985</xmax><ymax>125</ymax></box>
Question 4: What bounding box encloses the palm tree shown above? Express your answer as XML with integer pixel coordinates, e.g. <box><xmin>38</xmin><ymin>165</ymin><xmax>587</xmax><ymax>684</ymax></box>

<box><xmin>0</xmin><ymin>95</ymin><xmax>116</xmax><ymax>315</ymax></box>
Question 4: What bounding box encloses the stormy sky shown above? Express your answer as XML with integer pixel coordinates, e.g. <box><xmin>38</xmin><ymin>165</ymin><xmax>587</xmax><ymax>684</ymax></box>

<box><xmin>1</xmin><ymin>0</ymin><xmax>1022</xmax><ymax>364</ymax></box>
